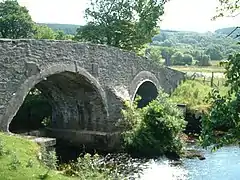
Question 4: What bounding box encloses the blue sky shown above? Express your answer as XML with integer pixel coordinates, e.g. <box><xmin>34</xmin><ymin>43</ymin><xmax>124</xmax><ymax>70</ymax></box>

<box><xmin>18</xmin><ymin>0</ymin><xmax>240</xmax><ymax>33</ymax></box>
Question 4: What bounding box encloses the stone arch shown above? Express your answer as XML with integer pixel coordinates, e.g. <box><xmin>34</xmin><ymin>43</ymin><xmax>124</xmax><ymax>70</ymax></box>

<box><xmin>1</xmin><ymin>63</ymin><xmax>109</xmax><ymax>132</ymax></box>
<box><xmin>130</xmin><ymin>71</ymin><xmax>160</xmax><ymax>108</ymax></box>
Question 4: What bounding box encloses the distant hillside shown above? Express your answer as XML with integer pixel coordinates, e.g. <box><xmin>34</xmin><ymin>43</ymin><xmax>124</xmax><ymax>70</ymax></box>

<box><xmin>151</xmin><ymin>28</ymin><xmax>240</xmax><ymax>60</ymax></box>
<box><xmin>38</xmin><ymin>23</ymin><xmax>240</xmax><ymax>39</ymax></box>
<box><xmin>37</xmin><ymin>23</ymin><xmax>81</xmax><ymax>35</ymax></box>
<box><xmin>215</xmin><ymin>27</ymin><xmax>240</xmax><ymax>38</ymax></box>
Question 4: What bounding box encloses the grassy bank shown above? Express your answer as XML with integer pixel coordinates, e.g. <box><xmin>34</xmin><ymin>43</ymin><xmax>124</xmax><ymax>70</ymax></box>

<box><xmin>0</xmin><ymin>133</ymin><xmax>115</xmax><ymax>180</ymax></box>
<box><xmin>170</xmin><ymin>80</ymin><xmax>228</xmax><ymax>111</ymax></box>
<box><xmin>0</xmin><ymin>132</ymin><xmax>72</xmax><ymax>180</ymax></box>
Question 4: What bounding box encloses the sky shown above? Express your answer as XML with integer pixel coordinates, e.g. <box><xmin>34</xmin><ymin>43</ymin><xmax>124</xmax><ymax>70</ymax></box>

<box><xmin>17</xmin><ymin>0</ymin><xmax>240</xmax><ymax>33</ymax></box>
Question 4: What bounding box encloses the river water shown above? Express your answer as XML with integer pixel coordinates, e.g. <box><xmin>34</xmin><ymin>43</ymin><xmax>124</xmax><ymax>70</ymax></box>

<box><xmin>56</xmin><ymin>142</ymin><xmax>240</xmax><ymax>180</ymax></box>
<box><xmin>135</xmin><ymin>146</ymin><xmax>240</xmax><ymax>180</ymax></box>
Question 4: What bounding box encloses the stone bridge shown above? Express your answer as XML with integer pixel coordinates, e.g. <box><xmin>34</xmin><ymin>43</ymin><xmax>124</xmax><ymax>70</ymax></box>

<box><xmin>0</xmin><ymin>39</ymin><xmax>184</xmax><ymax>151</ymax></box>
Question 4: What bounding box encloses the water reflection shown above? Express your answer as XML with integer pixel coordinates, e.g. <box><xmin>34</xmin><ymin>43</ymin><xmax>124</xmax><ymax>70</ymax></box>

<box><xmin>140</xmin><ymin>159</ymin><xmax>188</xmax><ymax>180</ymax></box>
<box><xmin>55</xmin><ymin>141</ymin><xmax>240</xmax><ymax>180</ymax></box>
<box><xmin>137</xmin><ymin>146</ymin><xmax>240</xmax><ymax>180</ymax></box>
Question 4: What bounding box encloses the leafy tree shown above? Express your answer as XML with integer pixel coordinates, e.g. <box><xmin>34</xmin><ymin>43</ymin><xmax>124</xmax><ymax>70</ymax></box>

<box><xmin>200</xmin><ymin>0</ymin><xmax>240</xmax><ymax>149</ymax></box>
<box><xmin>197</xmin><ymin>54</ymin><xmax>211</xmax><ymax>66</ymax></box>
<box><xmin>200</xmin><ymin>54</ymin><xmax>240</xmax><ymax>149</ymax></box>
<box><xmin>192</xmin><ymin>50</ymin><xmax>203</xmax><ymax>60</ymax></box>
<box><xmin>0</xmin><ymin>0</ymin><xmax>35</xmax><ymax>38</ymax></box>
<box><xmin>182</xmin><ymin>54</ymin><xmax>193</xmax><ymax>65</ymax></box>
<box><xmin>34</xmin><ymin>25</ymin><xmax>73</xmax><ymax>40</ymax></box>
<box><xmin>74</xmin><ymin>0</ymin><xmax>167</xmax><ymax>53</ymax></box>
<box><xmin>55</xmin><ymin>30</ymin><xmax>66</xmax><ymax>40</ymax></box>
<box><xmin>147</xmin><ymin>47</ymin><xmax>163</xmax><ymax>62</ymax></box>
<box><xmin>171</xmin><ymin>52</ymin><xmax>192</xmax><ymax>66</ymax></box>
<box><xmin>214</xmin><ymin>0</ymin><xmax>240</xmax><ymax>19</ymax></box>
<box><xmin>161</xmin><ymin>39</ymin><xmax>175</xmax><ymax>47</ymax></box>
<box><xmin>171</xmin><ymin>52</ymin><xmax>184</xmax><ymax>65</ymax></box>
<box><xmin>160</xmin><ymin>47</ymin><xmax>176</xmax><ymax>66</ymax></box>
<box><xmin>34</xmin><ymin>25</ymin><xmax>56</xmax><ymax>40</ymax></box>
<box><xmin>205</xmin><ymin>46</ymin><xmax>223</xmax><ymax>60</ymax></box>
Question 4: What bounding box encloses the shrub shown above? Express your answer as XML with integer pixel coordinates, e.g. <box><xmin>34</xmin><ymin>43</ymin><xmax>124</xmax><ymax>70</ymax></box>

<box><xmin>59</xmin><ymin>153</ymin><xmax>122</xmax><ymax>179</ymax></box>
<box><xmin>200</xmin><ymin>89</ymin><xmax>240</xmax><ymax>149</ymax></box>
<box><xmin>121</xmin><ymin>90</ymin><xmax>187</xmax><ymax>157</ymax></box>
<box><xmin>200</xmin><ymin>53</ymin><xmax>240</xmax><ymax>150</ymax></box>
<box><xmin>40</xmin><ymin>147</ymin><xmax>58</xmax><ymax>170</ymax></box>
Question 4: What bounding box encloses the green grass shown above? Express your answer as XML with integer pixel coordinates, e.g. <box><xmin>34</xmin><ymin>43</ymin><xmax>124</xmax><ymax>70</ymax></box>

<box><xmin>171</xmin><ymin>65</ymin><xmax>225</xmax><ymax>73</ymax></box>
<box><xmin>170</xmin><ymin>80</ymin><xmax>229</xmax><ymax>111</ymax></box>
<box><xmin>171</xmin><ymin>60</ymin><xmax>226</xmax><ymax>73</ymax></box>
<box><xmin>0</xmin><ymin>132</ymin><xmax>74</xmax><ymax>180</ymax></box>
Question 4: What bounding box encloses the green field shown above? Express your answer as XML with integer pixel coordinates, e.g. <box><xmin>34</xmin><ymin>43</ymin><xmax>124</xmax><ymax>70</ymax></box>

<box><xmin>171</xmin><ymin>61</ymin><xmax>225</xmax><ymax>73</ymax></box>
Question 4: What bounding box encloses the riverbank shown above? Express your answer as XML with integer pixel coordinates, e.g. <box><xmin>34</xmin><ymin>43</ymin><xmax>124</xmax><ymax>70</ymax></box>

<box><xmin>0</xmin><ymin>132</ymin><xmax>116</xmax><ymax>180</ymax></box>
<box><xmin>0</xmin><ymin>132</ymin><xmax>72</xmax><ymax>180</ymax></box>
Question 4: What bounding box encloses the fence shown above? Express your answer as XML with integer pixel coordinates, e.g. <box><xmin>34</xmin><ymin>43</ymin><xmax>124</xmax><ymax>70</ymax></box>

<box><xmin>186</xmin><ymin>72</ymin><xmax>226</xmax><ymax>88</ymax></box>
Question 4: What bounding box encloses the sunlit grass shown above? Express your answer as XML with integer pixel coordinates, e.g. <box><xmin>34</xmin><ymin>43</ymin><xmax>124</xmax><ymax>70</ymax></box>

<box><xmin>170</xmin><ymin>80</ymin><xmax>229</xmax><ymax>112</ymax></box>
<box><xmin>171</xmin><ymin>66</ymin><xmax>225</xmax><ymax>73</ymax></box>
<box><xmin>171</xmin><ymin>60</ymin><xmax>226</xmax><ymax>73</ymax></box>
<box><xmin>0</xmin><ymin>132</ymin><xmax>73</xmax><ymax>180</ymax></box>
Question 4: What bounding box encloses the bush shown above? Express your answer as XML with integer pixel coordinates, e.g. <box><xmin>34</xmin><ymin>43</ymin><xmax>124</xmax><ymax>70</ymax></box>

<box><xmin>121</xmin><ymin>90</ymin><xmax>187</xmax><ymax>157</ymax></box>
<box><xmin>200</xmin><ymin>89</ymin><xmax>240</xmax><ymax>149</ymax></box>
<box><xmin>59</xmin><ymin>153</ymin><xmax>122</xmax><ymax>179</ymax></box>
<box><xmin>200</xmin><ymin>53</ymin><xmax>240</xmax><ymax>150</ymax></box>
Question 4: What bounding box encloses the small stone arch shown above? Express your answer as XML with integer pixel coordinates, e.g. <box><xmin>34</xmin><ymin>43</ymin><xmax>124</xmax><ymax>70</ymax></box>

<box><xmin>1</xmin><ymin>63</ymin><xmax>109</xmax><ymax>132</ymax></box>
<box><xmin>130</xmin><ymin>71</ymin><xmax>160</xmax><ymax>107</ymax></box>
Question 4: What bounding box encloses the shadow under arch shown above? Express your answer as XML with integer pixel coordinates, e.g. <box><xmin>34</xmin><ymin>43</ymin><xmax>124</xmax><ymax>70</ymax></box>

<box><xmin>1</xmin><ymin>64</ymin><xmax>109</xmax><ymax>132</ymax></box>
<box><xmin>130</xmin><ymin>71</ymin><xmax>160</xmax><ymax>108</ymax></box>
<box><xmin>133</xmin><ymin>79</ymin><xmax>158</xmax><ymax>108</ymax></box>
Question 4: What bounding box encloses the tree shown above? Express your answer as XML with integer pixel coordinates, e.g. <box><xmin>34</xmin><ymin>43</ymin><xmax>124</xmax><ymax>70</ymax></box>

<box><xmin>160</xmin><ymin>47</ymin><xmax>176</xmax><ymax>66</ymax></box>
<box><xmin>200</xmin><ymin>54</ymin><xmax>240</xmax><ymax>149</ymax></box>
<box><xmin>55</xmin><ymin>30</ymin><xmax>67</xmax><ymax>40</ymax></box>
<box><xmin>147</xmin><ymin>47</ymin><xmax>163</xmax><ymax>63</ymax></box>
<box><xmin>197</xmin><ymin>54</ymin><xmax>211</xmax><ymax>66</ymax></box>
<box><xmin>199</xmin><ymin>0</ymin><xmax>240</xmax><ymax>150</ymax></box>
<box><xmin>213</xmin><ymin>0</ymin><xmax>240</xmax><ymax>19</ymax></box>
<box><xmin>171</xmin><ymin>52</ymin><xmax>193</xmax><ymax>66</ymax></box>
<box><xmin>182</xmin><ymin>54</ymin><xmax>193</xmax><ymax>65</ymax></box>
<box><xmin>171</xmin><ymin>52</ymin><xmax>184</xmax><ymax>65</ymax></box>
<box><xmin>205</xmin><ymin>46</ymin><xmax>223</xmax><ymax>60</ymax></box>
<box><xmin>34</xmin><ymin>25</ymin><xmax>56</xmax><ymax>40</ymax></box>
<box><xmin>0</xmin><ymin>0</ymin><xmax>35</xmax><ymax>39</ymax></box>
<box><xmin>34</xmin><ymin>25</ymin><xmax>73</xmax><ymax>40</ymax></box>
<box><xmin>74</xmin><ymin>0</ymin><xmax>168</xmax><ymax>53</ymax></box>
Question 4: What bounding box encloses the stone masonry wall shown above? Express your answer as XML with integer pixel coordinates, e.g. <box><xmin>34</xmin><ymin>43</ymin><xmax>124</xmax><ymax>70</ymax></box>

<box><xmin>0</xmin><ymin>39</ymin><xmax>185</xmax><ymax>133</ymax></box>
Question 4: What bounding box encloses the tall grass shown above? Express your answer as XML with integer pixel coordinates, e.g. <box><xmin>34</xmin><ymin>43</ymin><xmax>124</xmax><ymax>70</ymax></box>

<box><xmin>170</xmin><ymin>80</ymin><xmax>229</xmax><ymax>111</ymax></box>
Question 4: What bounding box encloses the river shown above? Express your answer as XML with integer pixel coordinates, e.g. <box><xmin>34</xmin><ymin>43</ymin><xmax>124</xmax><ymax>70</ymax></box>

<box><xmin>56</xmin><ymin>142</ymin><xmax>240</xmax><ymax>180</ymax></box>
<box><xmin>134</xmin><ymin>146</ymin><xmax>240</xmax><ymax>180</ymax></box>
